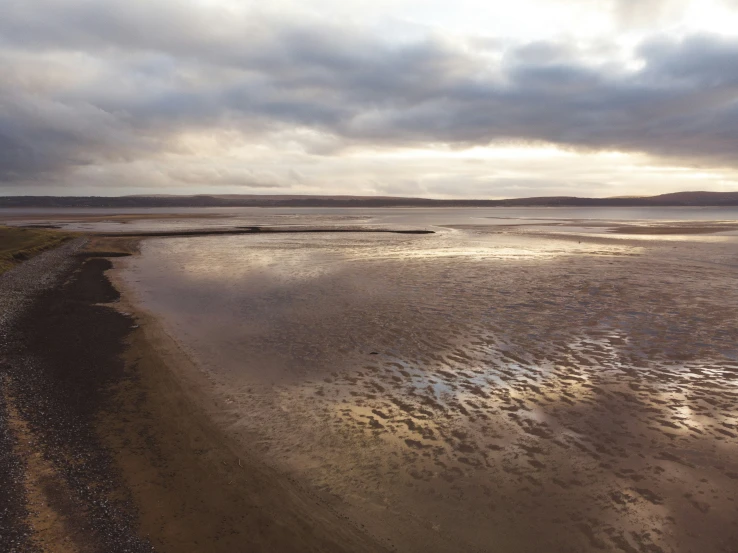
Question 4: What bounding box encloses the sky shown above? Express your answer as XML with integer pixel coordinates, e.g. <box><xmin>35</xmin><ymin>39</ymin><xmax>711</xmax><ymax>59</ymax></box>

<box><xmin>2</xmin><ymin>0</ymin><xmax>738</xmax><ymax>198</ymax></box>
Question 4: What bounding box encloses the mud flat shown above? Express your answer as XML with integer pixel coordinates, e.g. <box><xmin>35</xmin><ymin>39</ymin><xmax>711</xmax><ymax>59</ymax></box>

<box><xmin>116</xmin><ymin>224</ymin><xmax>738</xmax><ymax>553</ymax></box>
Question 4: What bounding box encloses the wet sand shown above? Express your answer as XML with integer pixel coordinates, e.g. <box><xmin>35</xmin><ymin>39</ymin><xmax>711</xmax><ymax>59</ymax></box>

<box><xmin>0</xmin><ymin>238</ymin><xmax>387</xmax><ymax>553</ymax></box>
<box><xmin>116</xmin><ymin>224</ymin><xmax>738</xmax><ymax>553</ymax></box>
<box><xmin>2</xmin><ymin>214</ymin><xmax>738</xmax><ymax>552</ymax></box>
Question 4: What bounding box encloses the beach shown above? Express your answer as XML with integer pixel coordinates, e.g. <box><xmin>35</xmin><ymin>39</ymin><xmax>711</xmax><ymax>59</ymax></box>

<box><xmin>0</xmin><ymin>234</ymin><xmax>388</xmax><ymax>552</ymax></box>
<box><xmin>1</xmin><ymin>208</ymin><xmax>738</xmax><ymax>552</ymax></box>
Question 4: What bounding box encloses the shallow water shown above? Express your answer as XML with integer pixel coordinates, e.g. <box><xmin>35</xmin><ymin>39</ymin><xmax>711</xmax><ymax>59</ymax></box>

<box><xmin>4</xmin><ymin>205</ymin><xmax>738</xmax><ymax>233</ymax></box>
<box><xmin>117</xmin><ymin>213</ymin><xmax>738</xmax><ymax>553</ymax></box>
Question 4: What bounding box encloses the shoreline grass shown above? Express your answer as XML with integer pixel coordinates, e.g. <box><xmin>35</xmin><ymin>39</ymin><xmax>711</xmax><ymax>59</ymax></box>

<box><xmin>0</xmin><ymin>226</ymin><xmax>77</xmax><ymax>275</ymax></box>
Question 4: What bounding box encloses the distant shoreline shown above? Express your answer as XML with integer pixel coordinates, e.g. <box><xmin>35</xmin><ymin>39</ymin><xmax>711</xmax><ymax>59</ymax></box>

<box><xmin>2</xmin><ymin>190</ymin><xmax>738</xmax><ymax>208</ymax></box>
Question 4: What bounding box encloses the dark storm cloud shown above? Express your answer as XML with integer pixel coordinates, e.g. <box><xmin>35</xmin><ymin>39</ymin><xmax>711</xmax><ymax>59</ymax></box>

<box><xmin>2</xmin><ymin>0</ymin><xmax>738</xmax><ymax>187</ymax></box>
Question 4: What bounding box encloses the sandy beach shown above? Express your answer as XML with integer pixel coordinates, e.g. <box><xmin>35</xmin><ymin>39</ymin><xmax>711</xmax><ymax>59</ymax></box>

<box><xmin>2</xmin><ymin>209</ymin><xmax>738</xmax><ymax>552</ymax></box>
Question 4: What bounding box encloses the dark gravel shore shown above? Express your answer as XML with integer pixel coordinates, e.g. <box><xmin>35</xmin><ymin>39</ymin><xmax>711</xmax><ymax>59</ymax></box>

<box><xmin>1</xmin><ymin>239</ymin><xmax>84</xmax><ymax>552</ymax></box>
<box><xmin>0</xmin><ymin>240</ymin><xmax>153</xmax><ymax>552</ymax></box>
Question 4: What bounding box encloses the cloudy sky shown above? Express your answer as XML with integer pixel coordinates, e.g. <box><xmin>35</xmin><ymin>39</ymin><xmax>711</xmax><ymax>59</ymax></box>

<box><xmin>2</xmin><ymin>0</ymin><xmax>738</xmax><ymax>198</ymax></box>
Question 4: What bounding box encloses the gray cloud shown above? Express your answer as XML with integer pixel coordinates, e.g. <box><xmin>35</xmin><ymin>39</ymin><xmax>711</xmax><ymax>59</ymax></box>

<box><xmin>2</xmin><ymin>0</ymin><xmax>738</xmax><ymax>190</ymax></box>
<box><xmin>167</xmin><ymin>167</ymin><xmax>290</xmax><ymax>189</ymax></box>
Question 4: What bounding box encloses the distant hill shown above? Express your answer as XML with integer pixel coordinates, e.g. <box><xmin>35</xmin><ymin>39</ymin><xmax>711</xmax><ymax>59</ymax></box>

<box><xmin>2</xmin><ymin>191</ymin><xmax>738</xmax><ymax>208</ymax></box>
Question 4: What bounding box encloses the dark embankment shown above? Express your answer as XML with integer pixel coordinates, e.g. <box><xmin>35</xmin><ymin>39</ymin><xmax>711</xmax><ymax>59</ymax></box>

<box><xmin>0</xmin><ymin>244</ymin><xmax>387</xmax><ymax>552</ymax></box>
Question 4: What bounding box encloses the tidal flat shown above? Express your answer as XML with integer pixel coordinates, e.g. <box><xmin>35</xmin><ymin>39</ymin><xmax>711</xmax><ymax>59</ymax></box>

<box><xmin>114</xmin><ymin>213</ymin><xmax>738</xmax><ymax>553</ymax></box>
<box><xmin>2</xmin><ymin>207</ymin><xmax>738</xmax><ymax>552</ymax></box>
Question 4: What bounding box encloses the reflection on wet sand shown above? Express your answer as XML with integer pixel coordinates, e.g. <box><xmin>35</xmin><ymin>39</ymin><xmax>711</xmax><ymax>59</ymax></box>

<box><xmin>120</xmin><ymin>224</ymin><xmax>738</xmax><ymax>553</ymax></box>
